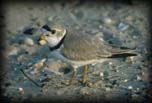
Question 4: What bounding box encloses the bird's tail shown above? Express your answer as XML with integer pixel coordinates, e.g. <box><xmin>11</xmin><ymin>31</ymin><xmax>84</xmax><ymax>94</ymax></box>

<box><xmin>109</xmin><ymin>48</ymin><xmax>137</xmax><ymax>58</ymax></box>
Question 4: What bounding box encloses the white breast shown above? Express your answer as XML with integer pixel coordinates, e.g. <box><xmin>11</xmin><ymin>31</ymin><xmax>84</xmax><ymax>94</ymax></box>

<box><xmin>50</xmin><ymin>50</ymin><xmax>108</xmax><ymax>69</ymax></box>
<box><xmin>46</xmin><ymin>36</ymin><xmax>62</xmax><ymax>47</ymax></box>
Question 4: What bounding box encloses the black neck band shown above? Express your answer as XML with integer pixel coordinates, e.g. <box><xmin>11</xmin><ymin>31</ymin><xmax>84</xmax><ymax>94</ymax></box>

<box><xmin>49</xmin><ymin>34</ymin><xmax>66</xmax><ymax>51</ymax></box>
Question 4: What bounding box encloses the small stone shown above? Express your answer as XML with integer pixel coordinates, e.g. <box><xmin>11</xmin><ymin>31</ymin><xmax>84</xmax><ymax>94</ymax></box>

<box><xmin>5</xmin><ymin>46</ymin><xmax>18</xmax><ymax>56</ymax></box>
<box><xmin>94</xmin><ymin>80</ymin><xmax>103</xmax><ymax>87</ymax></box>
<box><xmin>109</xmin><ymin>62</ymin><xmax>113</xmax><ymax>65</ymax></box>
<box><xmin>39</xmin><ymin>40</ymin><xmax>46</xmax><ymax>45</ymax></box>
<box><xmin>116</xmin><ymin>69</ymin><xmax>119</xmax><ymax>73</ymax></box>
<box><xmin>105</xmin><ymin>87</ymin><xmax>111</xmax><ymax>92</ymax></box>
<box><xmin>103</xmin><ymin>17</ymin><xmax>113</xmax><ymax>24</ymax></box>
<box><xmin>136</xmin><ymin>75</ymin><xmax>142</xmax><ymax>81</ymax></box>
<box><xmin>127</xmin><ymin>56</ymin><xmax>135</xmax><ymax>62</ymax></box>
<box><xmin>128</xmin><ymin>86</ymin><xmax>133</xmax><ymax>90</ymax></box>
<box><xmin>117</xmin><ymin>22</ymin><xmax>129</xmax><ymax>31</ymax></box>
<box><xmin>124</xmin><ymin>79</ymin><xmax>128</xmax><ymax>82</ymax></box>
<box><xmin>24</xmin><ymin>37</ymin><xmax>34</xmax><ymax>46</ymax></box>
<box><xmin>100</xmin><ymin>72</ymin><xmax>104</xmax><ymax>77</ymax></box>
<box><xmin>86</xmin><ymin>82</ymin><xmax>93</xmax><ymax>88</ymax></box>
<box><xmin>92</xmin><ymin>70</ymin><xmax>99</xmax><ymax>76</ymax></box>
<box><xmin>96</xmin><ymin>32</ymin><xmax>104</xmax><ymax>38</ymax></box>
<box><xmin>47</xmin><ymin>16</ymin><xmax>53</xmax><ymax>22</ymax></box>
<box><xmin>18</xmin><ymin>87</ymin><xmax>24</xmax><ymax>96</ymax></box>
<box><xmin>75</xmin><ymin>26</ymin><xmax>80</xmax><ymax>30</ymax></box>
<box><xmin>14</xmin><ymin>68</ymin><xmax>17</xmax><ymax>71</ymax></box>
<box><xmin>133</xmin><ymin>35</ymin><xmax>138</xmax><ymax>39</ymax></box>
<box><xmin>80</xmin><ymin>87</ymin><xmax>89</xmax><ymax>95</ymax></box>
<box><xmin>99</xmin><ymin>25</ymin><xmax>103</xmax><ymax>29</ymax></box>
<box><xmin>56</xmin><ymin>90</ymin><xmax>65</xmax><ymax>95</ymax></box>
<box><xmin>36</xmin><ymin>21</ymin><xmax>42</xmax><ymax>27</ymax></box>
<box><xmin>42</xmin><ymin>85</ymin><xmax>49</xmax><ymax>93</ymax></box>
<box><xmin>126</xmin><ymin>16</ymin><xmax>133</xmax><ymax>21</ymax></box>
<box><xmin>63</xmin><ymin>80</ymin><xmax>69</xmax><ymax>85</ymax></box>
<box><xmin>136</xmin><ymin>88</ymin><xmax>140</xmax><ymax>91</ymax></box>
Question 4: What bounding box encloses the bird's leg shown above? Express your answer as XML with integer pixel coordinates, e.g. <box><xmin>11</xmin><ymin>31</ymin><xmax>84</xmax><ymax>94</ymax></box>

<box><xmin>82</xmin><ymin>65</ymin><xmax>88</xmax><ymax>84</ymax></box>
<box><xmin>69</xmin><ymin>68</ymin><xmax>77</xmax><ymax>85</ymax></box>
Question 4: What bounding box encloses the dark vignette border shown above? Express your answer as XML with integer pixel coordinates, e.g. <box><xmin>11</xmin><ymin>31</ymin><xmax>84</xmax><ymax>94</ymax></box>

<box><xmin>0</xmin><ymin>0</ymin><xmax>151</xmax><ymax>103</ymax></box>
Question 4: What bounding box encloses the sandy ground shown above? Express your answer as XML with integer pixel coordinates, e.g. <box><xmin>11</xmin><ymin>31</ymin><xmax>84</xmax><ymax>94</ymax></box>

<box><xmin>1</xmin><ymin>1</ymin><xmax>152</xmax><ymax>102</ymax></box>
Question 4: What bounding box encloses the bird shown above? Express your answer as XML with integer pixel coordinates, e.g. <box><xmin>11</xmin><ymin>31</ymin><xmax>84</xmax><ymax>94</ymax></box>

<box><xmin>39</xmin><ymin>25</ymin><xmax>137</xmax><ymax>85</ymax></box>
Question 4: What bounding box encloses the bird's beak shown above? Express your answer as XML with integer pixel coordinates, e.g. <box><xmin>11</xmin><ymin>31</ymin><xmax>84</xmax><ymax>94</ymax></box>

<box><xmin>38</xmin><ymin>34</ymin><xmax>47</xmax><ymax>45</ymax></box>
<box><xmin>39</xmin><ymin>34</ymin><xmax>46</xmax><ymax>40</ymax></box>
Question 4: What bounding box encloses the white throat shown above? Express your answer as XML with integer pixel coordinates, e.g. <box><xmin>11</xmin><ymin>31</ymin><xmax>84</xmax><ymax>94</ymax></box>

<box><xmin>47</xmin><ymin>29</ymin><xmax>66</xmax><ymax>47</ymax></box>
<box><xmin>48</xmin><ymin>37</ymin><xmax>61</xmax><ymax>47</ymax></box>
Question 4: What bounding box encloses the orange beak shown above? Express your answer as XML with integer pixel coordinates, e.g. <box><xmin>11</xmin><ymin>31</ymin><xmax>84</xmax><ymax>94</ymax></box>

<box><xmin>39</xmin><ymin>34</ymin><xmax>46</xmax><ymax>40</ymax></box>
<box><xmin>39</xmin><ymin>34</ymin><xmax>47</xmax><ymax>45</ymax></box>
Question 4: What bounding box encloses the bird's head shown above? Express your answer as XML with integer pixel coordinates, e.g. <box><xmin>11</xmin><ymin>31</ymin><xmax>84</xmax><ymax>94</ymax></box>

<box><xmin>39</xmin><ymin>25</ymin><xmax>66</xmax><ymax>48</ymax></box>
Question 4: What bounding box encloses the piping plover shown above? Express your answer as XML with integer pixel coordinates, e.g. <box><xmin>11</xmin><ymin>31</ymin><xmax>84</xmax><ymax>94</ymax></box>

<box><xmin>39</xmin><ymin>25</ymin><xmax>137</xmax><ymax>85</ymax></box>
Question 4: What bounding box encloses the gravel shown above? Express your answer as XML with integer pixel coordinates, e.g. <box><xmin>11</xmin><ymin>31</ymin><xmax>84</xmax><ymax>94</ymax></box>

<box><xmin>2</xmin><ymin>1</ymin><xmax>151</xmax><ymax>102</ymax></box>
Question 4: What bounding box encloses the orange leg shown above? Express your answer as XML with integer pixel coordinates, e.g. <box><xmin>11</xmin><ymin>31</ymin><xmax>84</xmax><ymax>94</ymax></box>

<box><xmin>69</xmin><ymin>68</ymin><xmax>77</xmax><ymax>85</ymax></box>
<box><xmin>82</xmin><ymin>65</ymin><xmax>88</xmax><ymax>84</ymax></box>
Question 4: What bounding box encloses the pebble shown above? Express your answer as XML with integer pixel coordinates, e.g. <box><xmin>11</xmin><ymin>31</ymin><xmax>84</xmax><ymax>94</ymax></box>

<box><xmin>36</xmin><ymin>21</ymin><xmax>42</xmax><ymax>27</ymax></box>
<box><xmin>24</xmin><ymin>37</ymin><xmax>34</xmax><ymax>46</ymax></box>
<box><xmin>109</xmin><ymin>62</ymin><xmax>113</xmax><ymax>65</ymax></box>
<box><xmin>103</xmin><ymin>17</ymin><xmax>113</xmax><ymax>24</ymax></box>
<box><xmin>18</xmin><ymin>87</ymin><xmax>24</xmax><ymax>96</ymax></box>
<box><xmin>117</xmin><ymin>22</ymin><xmax>129</xmax><ymax>31</ymax></box>
<box><xmin>126</xmin><ymin>56</ymin><xmax>135</xmax><ymax>63</ymax></box>
<box><xmin>124</xmin><ymin>79</ymin><xmax>128</xmax><ymax>82</ymax></box>
<box><xmin>105</xmin><ymin>87</ymin><xmax>111</xmax><ymax>92</ymax></box>
<box><xmin>79</xmin><ymin>87</ymin><xmax>89</xmax><ymax>95</ymax></box>
<box><xmin>116</xmin><ymin>69</ymin><xmax>119</xmax><ymax>73</ymax></box>
<box><xmin>133</xmin><ymin>35</ymin><xmax>138</xmax><ymax>39</ymax></box>
<box><xmin>126</xmin><ymin>16</ymin><xmax>133</xmax><ymax>21</ymax></box>
<box><xmin>6</xmin><ymin>46</ymin><xmax>18</xmax><ymax>56</ymax></box>
<box><xmin>92</xmin><ymin>70</ymin><xmax>99</xmax><ymax>76</ymax></box>
<box><xmin>96</xmin><ymin>32</ymin><xmax>104</xmax><ymax>38</ymax></box>
<box><xmin>136</xmin><ymin>75</ymin><xmax>142</xmax><ymax>81</ymax></box>
<box><xmin>128</xmin><ymin>86</ymin><xmax>133</xmax><ymax>90</ymax></box>
<box><xmin>14</xmin><ymin>68</ymin><xmax>17</xmax><ymax>71</ymax></box>
<box><xmin>99</xmin><ymin>72</ymin><xmax>104</xmax><ymax>77</ymax></box>
<box><xmin>56</xmin><ymin>90</ymin><xmax>65</xmax><ymax>95</ymax></box>
<box><xmin>42</xmin><ymin>85</ymin><xmax>49</xmax><ymax>93</ymax></box>
<box><xmin>47</xmin><ymin>16</ymin><xmax>53</xmax><ymax>22</ymax></box>
<box><xmin>136</xmin><ymin>88</ymin><xmax>140</xmax><ymax>91</ymax></box>
<box><xmin>94</xmin><ymin>80</ymin><xmax>103</xmax><ymax>87</ymax></box>
<box><xmin>99</xmin><ymin>25</ymin><xmax>103</xmax><ymax>29</ymax></box>
<box><xmin>86</xmin><ymin>82</ymin><xmax>93</xmax><ymax>88</ymax></box>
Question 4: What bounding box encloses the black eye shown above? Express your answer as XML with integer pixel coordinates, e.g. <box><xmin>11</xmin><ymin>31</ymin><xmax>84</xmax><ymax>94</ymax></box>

<box><xmin>46</xmin><ymin>34</ymin><xmax>49</xmax><ymax>36</ymax></box>
<box><xmin>51</xmin><ymin>30</ymin><xmax>56</xmax><ymax>34</ymax></box>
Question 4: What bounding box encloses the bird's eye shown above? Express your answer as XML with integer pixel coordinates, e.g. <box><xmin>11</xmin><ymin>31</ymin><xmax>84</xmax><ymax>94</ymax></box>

<box><xmin>46</xmin><ymin>34</ymin><xmax>49</xmax><ymax>36</ymax></box>
<box><xmin>51</xmin><ymin>30</ymin><xmax>56</xmax><ymax>34</ymax></box>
